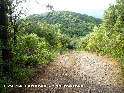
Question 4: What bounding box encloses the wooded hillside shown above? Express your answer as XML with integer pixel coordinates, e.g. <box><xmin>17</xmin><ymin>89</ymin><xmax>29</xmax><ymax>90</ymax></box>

<box><xmin>28</xmin><ymin>11</ymin><xmax>101</xmax><ymax>37</ymax></box>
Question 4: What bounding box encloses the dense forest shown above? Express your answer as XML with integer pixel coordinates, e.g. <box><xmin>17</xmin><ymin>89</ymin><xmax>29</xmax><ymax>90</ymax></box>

<box><xmin>28</xmin><ymin>11</ymin><xmax>101</xmax><ymax>37</ymax></box>
<box><xmin>25</xmin><ymin>11</ymin><xmax>101</xmax><ymax>49</ymax></box>
<box><xmin>0</xmin><ymin>0</ymin><xmax>124</xmax><ymax>93</ymax></box>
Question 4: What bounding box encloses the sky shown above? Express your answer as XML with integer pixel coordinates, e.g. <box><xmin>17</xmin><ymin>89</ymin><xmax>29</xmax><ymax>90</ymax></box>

<box><xmin>17</xmin><ymin>0</ymin><xmax>116</xmax><ymax>18</ymax></box>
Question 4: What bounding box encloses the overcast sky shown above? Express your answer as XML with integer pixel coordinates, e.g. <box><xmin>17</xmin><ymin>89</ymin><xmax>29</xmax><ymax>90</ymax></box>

<box><xmin>18</xmin><ymin>0</ymin><xmax>116</xmax><ymax>18</ymax></box>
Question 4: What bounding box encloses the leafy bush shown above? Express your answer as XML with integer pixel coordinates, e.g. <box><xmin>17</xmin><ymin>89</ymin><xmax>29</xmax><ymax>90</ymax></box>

<box><xmin>80</xmin><ymin>1</ymin><xmax>124</xmax><ymax>64</ymax></box>
<box><xmin>12</xmin><ymin>33</ymin><xmax>52</xmax><ymax>66</ymax></box>
<box><xmin>67</xmin><ymin>38</ymin><xmax>81</xmax><ymax>49</ymax></box>
<box><xmin>0</xmin><ymin>76</ymin><xmax>8</xmax><ymax>93</ymax></box>
<box><xmin>58</xmin><ymin>34</ymin><xmax>70</xmax><ymax>51</ymax></box>
<box><xmin>23</xmin><ymin>22</ymin><xmax>64</xmax><ymax>50</ymax></box>
<box><xmin>11</xmin><ymin>67</ymin><xmax>35</xmax><ymax>84</ymax></box>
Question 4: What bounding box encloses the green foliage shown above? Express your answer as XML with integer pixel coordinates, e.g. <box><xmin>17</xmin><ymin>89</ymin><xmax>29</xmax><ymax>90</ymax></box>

<box><xmin>23</xmin><ymin>21</ymin><xmax>70</xmax><ymax>51</ymax></box>
<box><xmin>80</xmin><ymin>1</ymin><xmax>124</xmax><ymax>64</ymax></box>
<box><xmin>24</xmin><ymin>22</ymin><xmax>58</xmax><ymax>47</ymax></box>
<box><xmin>11</xmin><ymin>67</ymin><xmax>35</xmax><ymax>84</ymax></box>
<box><xmin>12</xmin><ymin>33</ymin><xmax>52</xmax><ymax>65</ymax></box>
<box><xmin>0</xmin><ymin>76</ymin><xmax>8</xmax><ymax>93</ymax></box>
<box><xmin>57</xmin><ymin>34</ymin><xmax>70</xmax><ymax>51</ymax></box>
<box><xmin>67</xmin><ymin>38</ymin><xmax>81</xmax><ymax>49</ymax></box>
<box><xmin>28</xmin><ymin>11</ymin><xmax>101</xmax><ymax>38</ymax></box>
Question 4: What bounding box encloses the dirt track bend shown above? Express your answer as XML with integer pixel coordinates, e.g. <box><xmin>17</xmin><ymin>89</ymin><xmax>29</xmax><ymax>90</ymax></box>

<box><xmin>11</xmin><ymin>51</ymin><xmax>124</xmax><ymax>93</ymax></box>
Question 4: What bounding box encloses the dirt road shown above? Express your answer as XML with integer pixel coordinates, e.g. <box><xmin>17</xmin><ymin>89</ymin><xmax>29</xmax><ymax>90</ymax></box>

<box><xmin>11</xmin><ymin>51</ymin><xmax>124</xmax><ymax>93</ymax></box>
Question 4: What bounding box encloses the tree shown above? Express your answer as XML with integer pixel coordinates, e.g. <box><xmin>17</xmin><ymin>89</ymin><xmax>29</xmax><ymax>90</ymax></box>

<box><xmin>9</xmin><ymin>0</ymin><xmax>27</xmax><ymax>45</ymax></box>
<box><xmin>81</xmin><ymin>0</ymin><xmax>124</xmax><ymax>60</ymax></box>
<box><xmin>0</xmin><ymin>0</ymin><xmax>12</xmax><ymax>62</ymax></box>
<box><xmin>0</xmin><ymin>0</ymin><xmax>26</xmax><ymax>72</ymax></box>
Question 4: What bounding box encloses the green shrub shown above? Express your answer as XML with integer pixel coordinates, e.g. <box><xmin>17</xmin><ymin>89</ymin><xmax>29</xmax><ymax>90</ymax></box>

<box><xmin>11</xmin><ymin>67</ymin><xmax>35</xmax><ymax>84</ymax></box>
<box><xmin>24</xmin><ymin>22</ymin><xmax>62</xmax><ymax>50</ymax></box>
<box><xmin>12</xmin><ymin>33</ymin><xmax>52</xmax><ymax>66</ymax></box>
<box><xmin>0</xmin><ymin>76</ymin><xmax>8</xmax><ymax>93</ymax></box>
<box><xmin>67</xmin><ymin>38</ymin><xmax>81</xmax><ymax>49</ymax></box>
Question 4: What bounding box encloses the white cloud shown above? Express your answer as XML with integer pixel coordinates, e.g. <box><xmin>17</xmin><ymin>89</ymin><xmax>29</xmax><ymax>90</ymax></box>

<box><xmin>17</xmin><ymin>0</ymin><xmax>116</xmax><ymax>15</ymax></box>
<box><xmin>51</xmin><ymin>0</ymin><xmax>116</xmax><ymax>11</ymax></box>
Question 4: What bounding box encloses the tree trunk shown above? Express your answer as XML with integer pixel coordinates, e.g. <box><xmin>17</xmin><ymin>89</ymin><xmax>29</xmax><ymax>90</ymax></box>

<box><xmin>0</xmin><ymin>0</ymin><xmax>12</xmax><ymax>62</ymax></box>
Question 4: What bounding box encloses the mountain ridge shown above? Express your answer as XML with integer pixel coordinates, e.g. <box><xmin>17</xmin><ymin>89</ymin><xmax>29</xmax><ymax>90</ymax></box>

<box><xmin>28</xmin><ymin>11</ymin><xmax>101</xmax><ymax>37</ymax></box>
